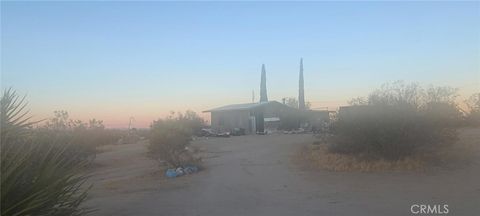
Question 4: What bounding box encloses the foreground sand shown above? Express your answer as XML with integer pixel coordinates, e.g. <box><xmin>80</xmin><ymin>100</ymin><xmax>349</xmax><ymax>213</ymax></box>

<box><xmin>85</xmin><ymin>128</ymin><xmax>480</xmax><ymax>216</ymax></box>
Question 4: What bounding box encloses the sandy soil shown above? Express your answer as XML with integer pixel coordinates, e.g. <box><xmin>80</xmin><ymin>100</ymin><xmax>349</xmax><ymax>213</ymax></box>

<box><xmin>85</xmin><ymin>128</ymin><xmax>480</xmax><ymax>216</ymax></box>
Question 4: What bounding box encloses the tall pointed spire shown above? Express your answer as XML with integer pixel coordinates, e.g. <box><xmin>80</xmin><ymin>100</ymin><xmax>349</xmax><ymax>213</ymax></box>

<box><xmin>298</xmin><ymin>58</ymin><xmax>306</xmax><ymax>110</ymax></box>
<box><xmin>259</xmin><ymin>64</ymin><xmax>268</xmax><ymax>102</ymax></box>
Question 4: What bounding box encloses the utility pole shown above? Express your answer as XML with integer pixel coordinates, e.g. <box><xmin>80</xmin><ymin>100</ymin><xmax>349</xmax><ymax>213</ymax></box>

<box><xmin>252</xmin><ymin>90</ymin><xmax>255</xmax><ymax>103</ymax></box>
<box><xmin>128</xmin><ymin>117</ymin><xmax>135</xmax><ymax>130</ymax></box>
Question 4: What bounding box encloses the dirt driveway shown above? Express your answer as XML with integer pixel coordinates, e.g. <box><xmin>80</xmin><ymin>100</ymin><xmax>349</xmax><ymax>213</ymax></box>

<box><xmin>86</xmin><ymin>130</ymin><xmax>480</xmax><ymax>216</ymax></box>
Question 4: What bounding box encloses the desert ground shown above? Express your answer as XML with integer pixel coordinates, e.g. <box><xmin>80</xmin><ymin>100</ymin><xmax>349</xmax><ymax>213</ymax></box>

<box><xmin>85</xmin><ymin>128</ymin><xmax>480</xmax><ymax>216</ymax></box>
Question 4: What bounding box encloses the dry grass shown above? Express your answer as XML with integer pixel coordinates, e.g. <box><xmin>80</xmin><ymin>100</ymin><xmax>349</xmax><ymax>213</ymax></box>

<box><xmin>298</xmin><ymin>145</ymin><xmax>426</xmax><ymax>172</ymax></box>
<box><xmin>298</xmin><ymin>127</ymin><xmax>479</xmax><ymax>172</ymax></box>
<box><xmin>96</xmin><ymin>144</ymin><xmax>115</xmax><ymax>154</ymax></box>
<box><xmin>428</xmin><ymin>127</ymin><xmax>479</xmax><ymax>167</ymax></box>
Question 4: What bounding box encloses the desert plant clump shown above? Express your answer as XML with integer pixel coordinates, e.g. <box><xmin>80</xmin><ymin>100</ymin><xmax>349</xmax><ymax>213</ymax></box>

<box><xmin>148</xmin><ymin>111</ymin><xmax>204</xmax><ymax>168</ymax></box>
<box><xmin>1</xmin><ymin>88</ymin><xmax>92</xmax><ymax>216</ymax></box>
<box><xmin>40</xmin><ymin>111</ymin><xmax>124</xmax><ymax>162</ymax></box>
<box><xmin>328</xmin><ymin>81</ymin><xmax>463</xmax><ymax>163</ymax></box>
<box><xmin>300</xmin><ymin>127</ymin><xmax>476</xmax><ymax>172</ymax></box>
<box><xmin>175</xmin><ymin>110</ymin><xmax>205</xmax><ymax>136</ymax></box>
<box><xmin>465</xmin><ymin>93</ymin><xmax>480</xmax><ymax>126</ymax></box>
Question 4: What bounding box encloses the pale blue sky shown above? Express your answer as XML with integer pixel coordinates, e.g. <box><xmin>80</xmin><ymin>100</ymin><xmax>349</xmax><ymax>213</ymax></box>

<box><xmin>1</xmin><ymin>1</ymin><xmax>479</xmax><ymax>127</ymax></box>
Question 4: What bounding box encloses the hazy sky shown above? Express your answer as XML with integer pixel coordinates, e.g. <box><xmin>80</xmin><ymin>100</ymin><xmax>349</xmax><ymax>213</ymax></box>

<box><xmin>1</xmin><ymin>1</ymin><xmax>479</xmax><ymax>128</ymax></box>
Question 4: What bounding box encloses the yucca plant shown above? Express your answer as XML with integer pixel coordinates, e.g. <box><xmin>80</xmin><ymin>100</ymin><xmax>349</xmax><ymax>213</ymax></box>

<box><xmin>1</xmin><ymin>88</ymin><xmax>92</xmax><ymax>216</ymax></box>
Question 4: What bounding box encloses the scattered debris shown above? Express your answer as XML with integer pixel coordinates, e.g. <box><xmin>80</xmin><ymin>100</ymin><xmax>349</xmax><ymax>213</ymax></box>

<box><xmin>175</xmin><ymin>167</ymin><xmax>184</xmax><ymax>176</ymax></box>
<box><xmin>199</xmin><ymin>128</ymin><xmax>216</xmax><ymax>137</ymax></box>
<box><xmin>184</xmin><ymin>165</ymin><xmax>199</xmax><ymax>174</ymax></box>
<box><xmin>231</xmin><ymin>128</ymin><xmax>246</xmax><ymax>136</ymax></box>
<box><xmin>165</xmin><ymin>165</ymin><xmax>200</xmax><ymax>178</ymax></box>
<box><xmin>216</xmin><ymin>132</ymin><xmax>230</xmax><ymax>137</ymax></box>
<box><xmin>282</xmin><ymin>128</ymin><xmax>307</xmax><ymax>134</ymax></box>
<box><xmin>199</xmin><ymin>128</ymin><xmax>231</xmax><ymax>137</ymax></box>
<box><xmin>165</xmin><ymin>169</ymin><xmax>177</xmax><ymax>178</ymax></box>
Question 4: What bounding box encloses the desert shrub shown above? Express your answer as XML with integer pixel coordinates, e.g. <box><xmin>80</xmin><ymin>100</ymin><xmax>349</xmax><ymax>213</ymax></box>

<box><xmin>119</xmin><ymin>128</ymin><xmax>141</xmax><ymax>144</ymax></box>
<box><xmin>1</xmin><ymin>88</ymin><xmax>91</xmax><ymax>216</ymax></box>
<box><xmin>136</xmin><ymin>128</ymin><xmax>151</xmax><ymax>139</ymax></box>
<box><xmin>174</xmin><ymin>110</ymin><xmax>205</xmax><ymax>135</ymax></box>
<box><xmin>465</xmin><ymin>93</ymin><xmax>480</xmax><ymax>126</ymax></box>
<box><xmin>42</xmin><ymin>112</ymin><xmax>123</xmax><ymax>161</ymax></box>
<box><xmin>148</xmin><ymin>111</ymin><xmax>203</xmax><ymax>167</ymax></box>
<box><xmin>329</xmin><ymin>81</ymin><xmax>462</xmax><ymax>161</ymax></box>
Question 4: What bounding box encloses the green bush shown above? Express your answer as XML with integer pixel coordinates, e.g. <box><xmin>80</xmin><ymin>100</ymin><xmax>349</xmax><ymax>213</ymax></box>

<box><xmin>1</xmin><ymin>89</ymin><xmax>91</xmax><ymax>216</ymax></box>
<box><xmin>330</xmin><ymin>82</ymin><xmax>462</xmax><ymax>161</ymax></box>
<box><xmin>148</xmin><ymin>111</ymin><xmax>203</xmax><ymax>168</ymax></box>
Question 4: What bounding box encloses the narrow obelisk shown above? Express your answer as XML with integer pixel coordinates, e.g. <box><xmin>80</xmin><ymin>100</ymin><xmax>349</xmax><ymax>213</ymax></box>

<box><xmin>260</xmin><ymin>64</ymin><xmax>268</xmax><ymax>102</ymax></box>
<box><xmin>298</xmin><ymin>58</ymin><xmax>306</xmax><ymax>110</ymax></box>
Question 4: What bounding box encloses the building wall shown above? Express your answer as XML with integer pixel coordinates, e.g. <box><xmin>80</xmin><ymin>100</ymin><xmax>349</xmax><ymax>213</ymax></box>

<box><xmin>211</xmin><ymin>110</ymin><xmax>252</xmax><ymax>133</ymax></box>
<box><xmin>209</xmin><ymin>101</ymin><xmax>311</xmax><ymax>133</ymax></box>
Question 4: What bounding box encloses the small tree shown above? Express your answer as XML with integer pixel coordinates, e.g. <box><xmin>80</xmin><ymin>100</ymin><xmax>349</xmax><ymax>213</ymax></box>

<box><xmin>285</xmin><ymin>97</ymin><xmax>312</xmax><ymax>110</ymax></box>
<box><xmin>45</xmin><ymin>110</ymin><xmax>71</xmax><ymax>130</ymax></box>
<box><xmin>285</xmin><ymin>97</ymin><xmax>299</xmax><ymax>109</ymax></box>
